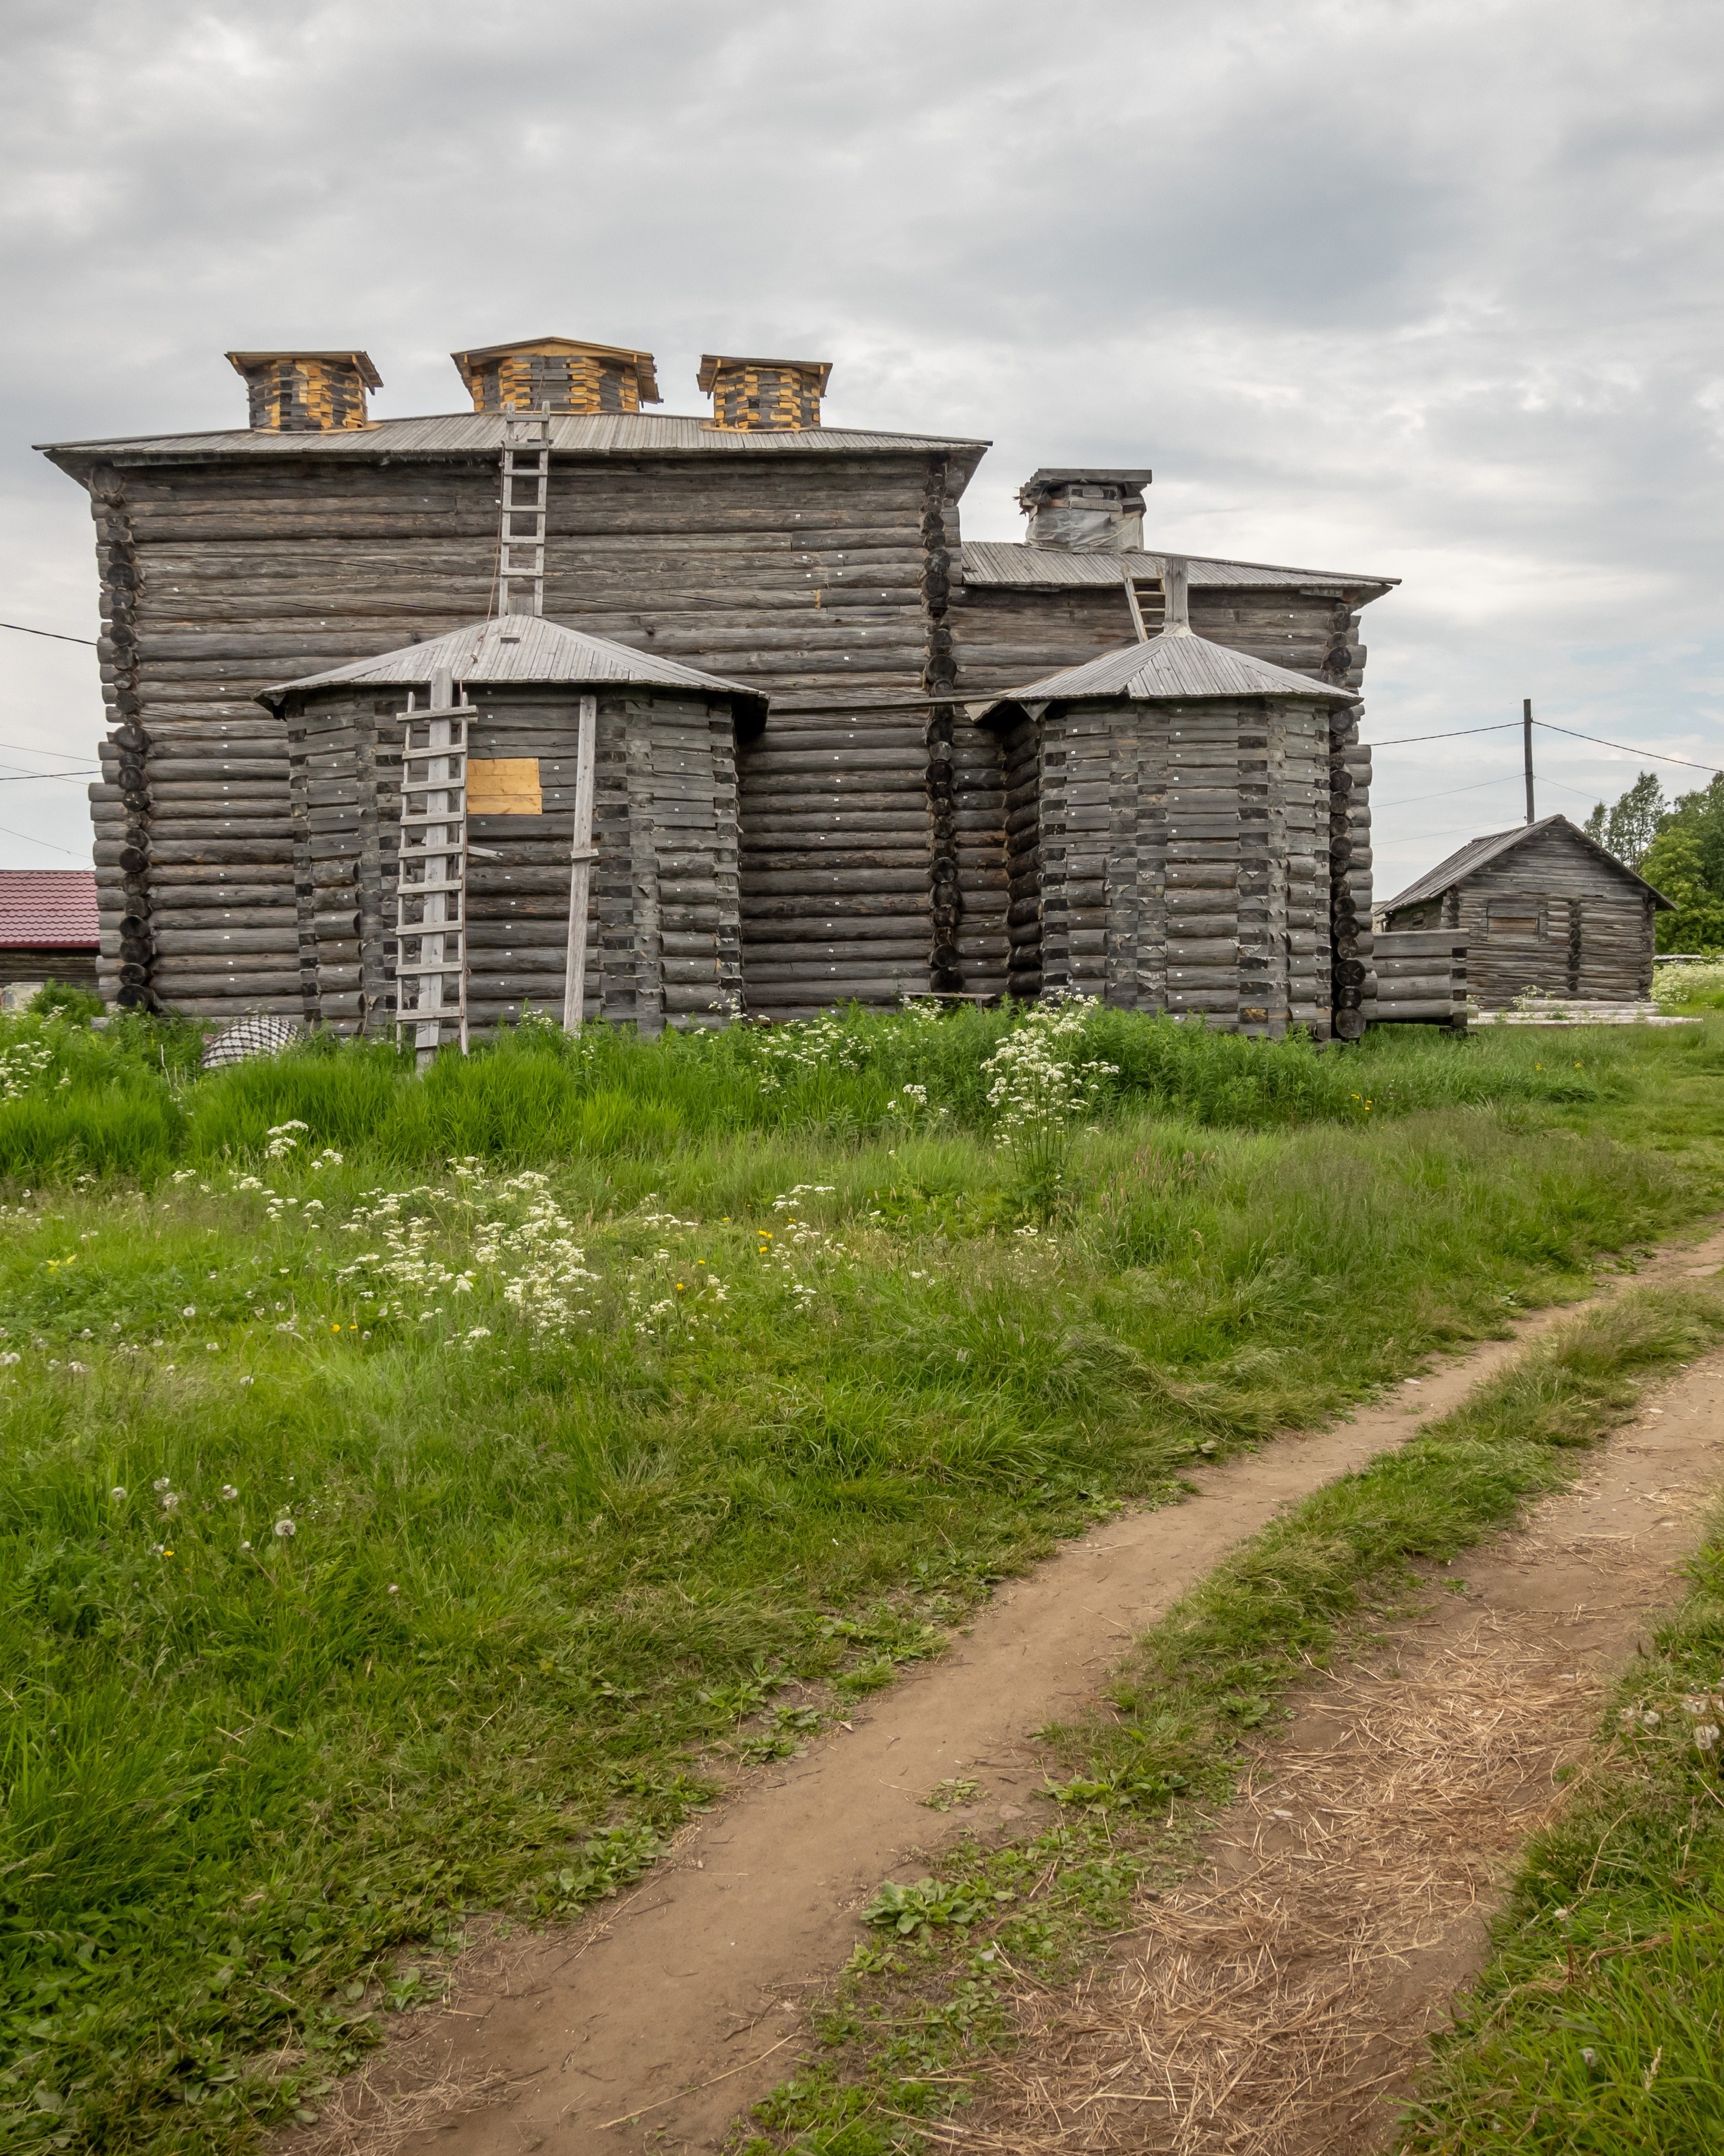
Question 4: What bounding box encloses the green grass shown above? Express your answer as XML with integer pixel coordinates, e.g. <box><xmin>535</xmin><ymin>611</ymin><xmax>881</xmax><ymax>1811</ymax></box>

<box><xmin>735</xmin><ymin>1286</ymin><xmax>1724</xmax><ymax>2155</ymax></box>
<box><xmin>1400</xmin><ymin>1500</ymin><xmax>1724</xmax><ymax>2152</ymax></box>
<box><xmin>0</xmin><ymin>1004</ymin><xmax>1721</xmax><ymax>2154</ymax></box>
<box><xmin>2</xmin><ymin>998</ymin><xmax>1716</xmax><ymax>1189</ymax></box>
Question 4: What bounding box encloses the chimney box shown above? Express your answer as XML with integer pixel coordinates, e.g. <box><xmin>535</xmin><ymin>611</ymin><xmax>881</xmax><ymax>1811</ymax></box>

<box><xmin>451</xmin><ymin>337</ymin><xmax>661</xmax><ymax>415</ymax></box>
<box><xmin>227</xmin><ymin>350</ymin><xmax>381</xmax><ymax>432</ymax></box>
<box><xmin>698</xmin><ymin>355</ymin><xmax>831</xmax><ymax>432</ymax></box>
<box><xmin>1018</xmin><ymin>468</ymin><xmax>1153</xmax><ymax>552</ymax></box>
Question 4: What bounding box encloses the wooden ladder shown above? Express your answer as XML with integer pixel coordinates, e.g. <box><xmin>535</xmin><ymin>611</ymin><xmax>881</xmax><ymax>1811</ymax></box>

<box><xmin>1121</xmin><ymin>563</ymin><xmax>1166</xmax><ymax>642</ymax></box>
<box><xmin>498</xmin><ymin>414</ymin><xmax>550</xmax><ymax>616</ymax></box>
<box><xmin>394</xmin><ymin>665</ymin><xmax>472</xmax><ymax>1066</ymax></box>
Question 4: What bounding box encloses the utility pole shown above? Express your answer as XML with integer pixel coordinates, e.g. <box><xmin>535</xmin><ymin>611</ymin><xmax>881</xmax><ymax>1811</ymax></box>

<box><xmin>1523</xmin><ymin>697</ymin><xmax>1536</xmax><ymax>824</ymax></box>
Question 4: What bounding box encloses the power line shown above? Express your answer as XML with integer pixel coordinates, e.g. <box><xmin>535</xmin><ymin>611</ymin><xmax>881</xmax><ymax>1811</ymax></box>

<box><xmin>1533</xmin><ymin>721</ymin><xmax>1720</xmax><ymax>776</ymax></box>
<box><xmin>1370</xmin><ymin>715</ymin><xmax>1721</xmax><ymax>775</ymax></box>
<box><xmin>0</xmin><ymin>619</ymin><xmax>98</xmax><ymax>647</ymax></box>
<box><xmin>1368</xmin><ymin>721</ymin><xmax>1522</xmax><ymax>746</ymax></box>
<box><xmin>0</xmin><ymin>737</ymin><xmax>103</xmax><ymax>763</ymax></box>
<box><xmin>0</xmin><ymin>822</ymin><xmax>90</xmax><ymax>859</ymax></box>
<box><xmin>0</xmin><ymin>766</ymin><xmax>99</xmax><ymax>784</ymax></box>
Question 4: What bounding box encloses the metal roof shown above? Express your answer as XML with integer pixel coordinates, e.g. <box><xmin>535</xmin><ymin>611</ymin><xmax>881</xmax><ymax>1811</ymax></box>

<box><xmin>1380</xmin><ymin>814</ymin><xmax>1675</xmax><ymax>913</ymax></box>
<box><xmin>961</xmin><ymin>541</ymin><xmax>1397</xmax><ymax>593</ymax></box>
<box><xmin>257</xmin><ymin>614</ymin><xmax>771</xmax><ymax>733</ymax></box>
<box><xmin>697</xmin><ymin>355</ymin><xmax>833</xmax><ymax>391</ymax></box>
<box><xmin>977</xmin><ymin>626</ymin><xmax>1360</xmax><ymax>720</ymax></box>
<box><xmin>39</xmin><ymin>409</ymin><xmax>990</xmax><ymax>472</ymax></box>
<box><xmin>0</xmin><ymin>870</ymin><xmax>98</xmax><ymax>948</ymax></box>
<box><xmin>227</xmin><ymin>349</ymin><xmax>382</xmax><ymax>388</ymax></box>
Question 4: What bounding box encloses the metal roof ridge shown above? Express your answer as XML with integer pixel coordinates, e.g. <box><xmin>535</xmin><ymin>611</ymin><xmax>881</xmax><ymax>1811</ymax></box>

<box><xmin>37</xmin><ymin>410</ymin><xmax>994</xmax><ymax>455</ymax></box>
<box><xmin>959</xmin><ymin>537</ymin><xmax>1399</xmax><ymax>588</ymax></box>
<box><xmin>1379</xmin><ymin>813</ymin><xmax>1676</xmax><ymax>913</ymax></box>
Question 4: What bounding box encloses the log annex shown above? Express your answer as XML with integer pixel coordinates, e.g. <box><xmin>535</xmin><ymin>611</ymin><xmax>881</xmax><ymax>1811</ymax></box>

<box><xmin>38</xmin><ymin>336</ymin><xmax>1400</xmax><ymax>1042</ymax></box>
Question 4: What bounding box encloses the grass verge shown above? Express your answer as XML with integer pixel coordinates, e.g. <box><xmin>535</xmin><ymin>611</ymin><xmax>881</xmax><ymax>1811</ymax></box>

<box><xmin>1400</xmin><ymin>1504</ymin><xmax>1724</xmax><ymax>2150</ymax></box>
<box><xmin>731</xmin><ymin>1284</ymin><xmax>1724</xmax><ymax>2155</ymax></box>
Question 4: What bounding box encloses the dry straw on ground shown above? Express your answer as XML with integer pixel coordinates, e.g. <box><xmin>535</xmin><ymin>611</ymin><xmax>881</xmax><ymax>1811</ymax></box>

<box><xmin>945</xmin><ymin>1618</ymin><xmax>1599</xmax><ymax>2156</ymax></box>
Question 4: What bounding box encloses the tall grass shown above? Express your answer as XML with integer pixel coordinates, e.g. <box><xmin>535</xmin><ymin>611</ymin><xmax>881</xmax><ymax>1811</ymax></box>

<box><xmin>0</xmin><ymin>999</ymin><xmax>1707</xmax><ymax>1190</ymax></box>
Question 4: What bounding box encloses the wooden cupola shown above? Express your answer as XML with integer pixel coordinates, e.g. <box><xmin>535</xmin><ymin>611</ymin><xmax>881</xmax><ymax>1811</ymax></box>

<box><xmin>227</xmin><ymin>351</ymin><xmax>381</xmax><ymax>432</ymax></box>
<box><xmin>1017</xmin><ymin>469</ymin><xmax>1153</xmax><ymax>552</ymax></box>
<box><xmin>450</xmin><ymin>336</ymin><xmax>662</xmax><ymax>415</ymax></box>
<box><xmin>698</xmin><ymin>355</ymin><xmax>832</xmax><ymax>432</ymax></box>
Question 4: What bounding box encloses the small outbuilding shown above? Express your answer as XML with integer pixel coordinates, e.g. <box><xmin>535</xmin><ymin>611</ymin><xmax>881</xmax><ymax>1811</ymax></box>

<box><xmin>1377</xmin><ymin>814</ymin><xmax>1672</xmax><ymax>1007</ymax></box>
<box><xmin>0</xmin><ymin>871</ymin><xmax>99</xmax><ymax>999</ymax></box>
<box><xmin>976</xmin><ymin>564</ymin><xmax>1367</xmax><ymax>1039</ymax></box>
<box><xmin>259</xmin><ymin>615</ymin><xmax>768</xmax><ymax>1039</ymax></box>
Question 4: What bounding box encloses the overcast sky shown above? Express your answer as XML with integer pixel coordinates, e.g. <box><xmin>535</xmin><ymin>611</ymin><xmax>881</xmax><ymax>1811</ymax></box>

<box><xmin>2</xmin><ymin>0</ymin><xmax>1721</xmax><ymax>890</ymax></box>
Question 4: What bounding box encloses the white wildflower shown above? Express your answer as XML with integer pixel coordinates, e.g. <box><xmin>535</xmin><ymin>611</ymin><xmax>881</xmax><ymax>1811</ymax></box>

<box><xmin>273</xmin><ymin>1518</ymin><xmax>296</xmax><ymax>1539</ymax></box>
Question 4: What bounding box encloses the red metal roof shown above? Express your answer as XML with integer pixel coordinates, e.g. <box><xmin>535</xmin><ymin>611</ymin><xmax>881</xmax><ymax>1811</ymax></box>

<box><xmin>0</xmin><ymin>871</ymin><xmax>99</xmax><ymax>949</ymax></box>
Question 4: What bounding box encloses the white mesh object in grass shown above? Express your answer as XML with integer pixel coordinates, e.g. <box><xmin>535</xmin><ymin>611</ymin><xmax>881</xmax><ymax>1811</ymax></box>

<box><xmin>200</xmin><ymin>1016</ymin><xmax>306</xmax><ymax>1072</ymax></box>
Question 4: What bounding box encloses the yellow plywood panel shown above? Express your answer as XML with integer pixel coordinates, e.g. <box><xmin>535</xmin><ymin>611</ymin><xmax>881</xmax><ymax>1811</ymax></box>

<box><xmin>468</xmin><ymin>758</ymin><xmax>543</xmax><ymax>816</ymax></box>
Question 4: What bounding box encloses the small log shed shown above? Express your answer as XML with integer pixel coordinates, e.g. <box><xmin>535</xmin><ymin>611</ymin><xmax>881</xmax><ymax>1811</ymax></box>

<box><xmin>1377</xmin><ymin>813</ymin><xmax>1672</xmax><ymax>1007</ymax></box>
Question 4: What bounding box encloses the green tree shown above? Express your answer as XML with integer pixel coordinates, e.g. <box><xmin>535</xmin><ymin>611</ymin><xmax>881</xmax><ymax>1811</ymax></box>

<box><xmin>1583</xmin><ymin>771</ymin><xmax>1665</xmax><ymax>867</ymax></box>
<box><xmin>1640</xmin><ymin>826</ymin><xmax>1724</xmax><ymax>953</ymax></box>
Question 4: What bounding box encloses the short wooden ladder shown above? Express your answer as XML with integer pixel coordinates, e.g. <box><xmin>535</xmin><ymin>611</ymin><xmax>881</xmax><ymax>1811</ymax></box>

<box><xmin>498</xmin><ymin>414</ymin><xmax>550</xmax><ymax>616</ymax></box>
<box><xmin>1122</xmin><ymin>567</ymin><xmax>1166</xmax><ymax>642</ymax></box>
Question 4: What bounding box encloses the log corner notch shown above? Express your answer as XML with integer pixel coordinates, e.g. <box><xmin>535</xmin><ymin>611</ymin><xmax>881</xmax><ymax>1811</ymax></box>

<box><xmin>86</xmin><ymin>463</ymin><xmax>155</xmax><ymax>1010</ymax></box>
<box><xmin>922</xmin><ymin>455</ymin><xmax>962</xmax><ymax>993</ymax></box>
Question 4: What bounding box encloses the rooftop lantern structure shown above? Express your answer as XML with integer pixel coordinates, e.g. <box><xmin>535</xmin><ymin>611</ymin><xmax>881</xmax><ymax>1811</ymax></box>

<box><xmin>977</xmin><ymin>559</ymin><xmax>1368</xmax><ymax>1040</ymax></box>
<box><xmin>450</xmin><ymin>337</ymin><xmax>662</xmax><ymax>416</ymax></box>
<box><xmin>259</xmin><ymin>616</ymin><xmax>767</xmax><ymax>1045</ymax></box>
<box><xmin>227</xmin><ymin>350</ymin><xmax>381</xmax><ymax>432</ymax></box>
<box><xmin>698</xmin><ymin>354</ymin><xmax>832</xmax><ymax>432</ymax></box>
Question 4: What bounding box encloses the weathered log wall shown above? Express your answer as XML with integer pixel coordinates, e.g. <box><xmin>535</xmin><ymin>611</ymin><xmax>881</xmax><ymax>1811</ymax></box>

<box><xmin>1384</xmin><ymin>827</ymin><xmax>1657</xmax><ymax>1006</ymax></box>
<box><xmin>953</xmin><ymin>578</ymin><xmax>1376</xmax><ymax>1034</ymax></box>
<box><xmin>956</xmin><ymin>582</ymin><xmax>1370</xmax><ymax>1035</ymax></box>
<box><xmin>279</xmin><ymin>685</ymin><xmax>742</xmax><ymax>1035</ymax></box>
<box><xmin>1363</xmin><ymin>929</ymin><xmax>1469</xmax><ymax>1027</ymax></box>
<box><xmin>992</xmin><ymin>693</ymin><xmax>1336</xmax><ymax>1037</ymax></box>
<box><xmin>72</xmin><ymin>446</ymin><xmax>963</xmax><ymax>1020</ymax></box>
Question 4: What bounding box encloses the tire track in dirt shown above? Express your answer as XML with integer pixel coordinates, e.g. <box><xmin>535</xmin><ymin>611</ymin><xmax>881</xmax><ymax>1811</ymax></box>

<box><xmin>285</xmin><ymin>1226</ymin><xmax>1724</xmax><ymax>2156</ymax></box>
<box><xmin>949</xmin><ymin>1290</ymin><xmax>1724</xmax><ymax>2152</ymax></box>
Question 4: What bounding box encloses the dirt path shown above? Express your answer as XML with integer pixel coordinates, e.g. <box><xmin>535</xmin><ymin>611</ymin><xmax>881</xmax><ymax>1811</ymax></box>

<box><xmin>945</xmin><ymin>1293</ymin><xmax>1724</xmax><ymax>2151</ymax></box>
<box><xmin>292</xmin><ymin>1228</ymin><xmax>1724</xmax><ymax>2156</ymax></box>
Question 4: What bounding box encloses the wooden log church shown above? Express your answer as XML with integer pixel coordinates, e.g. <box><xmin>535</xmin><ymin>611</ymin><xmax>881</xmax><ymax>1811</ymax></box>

<box><xmin>40</xmin><ymin>336</ymin><xmax>1397</xmax><ymax>1040</ymax></box>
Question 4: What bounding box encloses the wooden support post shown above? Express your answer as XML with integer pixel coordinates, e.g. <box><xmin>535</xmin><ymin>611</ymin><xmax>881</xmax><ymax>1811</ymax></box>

<box><xmin>562</xmin><ymin>692</ymin><xmax>598</xmax><ymax>1031</ymax></box>
<box><xmin>1523</xmin><ymin>697</ymin><xmax>1536</xmax><ymax>824</ymax></box>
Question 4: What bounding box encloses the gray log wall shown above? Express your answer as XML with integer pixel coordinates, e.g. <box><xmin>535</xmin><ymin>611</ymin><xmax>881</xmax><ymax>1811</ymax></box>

<box><xmin>278</xmin><ymin>686</ymin><xmax>742</xmax><ymax>1035</ymax></box>
<box><xmin>76</xmin><ymin>448</ymin><xmax>963</xmax><ymax>1020</ymax></box>
<box><xmin>985</xmin><ymin>693</ymin><xmax>1338</xmax><ymax>1036</ymax></box>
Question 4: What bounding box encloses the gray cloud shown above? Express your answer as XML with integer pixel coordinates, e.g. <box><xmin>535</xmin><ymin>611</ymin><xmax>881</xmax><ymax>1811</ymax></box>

<box><xmin>2</xmin><ymin>0</ymin><xmax>1721</xmax><ymax>881</ymax></box>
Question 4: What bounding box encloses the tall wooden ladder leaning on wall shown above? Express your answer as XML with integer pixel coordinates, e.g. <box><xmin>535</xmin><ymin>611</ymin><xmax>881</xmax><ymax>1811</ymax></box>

<box><xmin>394</xmin><ymin>665</ymin><xmax>473</xmax><ymax>1068</ymax></box>
<box><xmin>492</xmin><ymin>410</ymin><xmax>600</xmax><ymax>1033</ymax></box>
<box><xmin>1121</xmin><ymin>561</ymin><xmax>1166</xmax><ymax>642</ymax></box>
<box><xmin>498</xmin><ymin>414</ymin><xmax>550</xmax><ymax>615</ymax></box>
